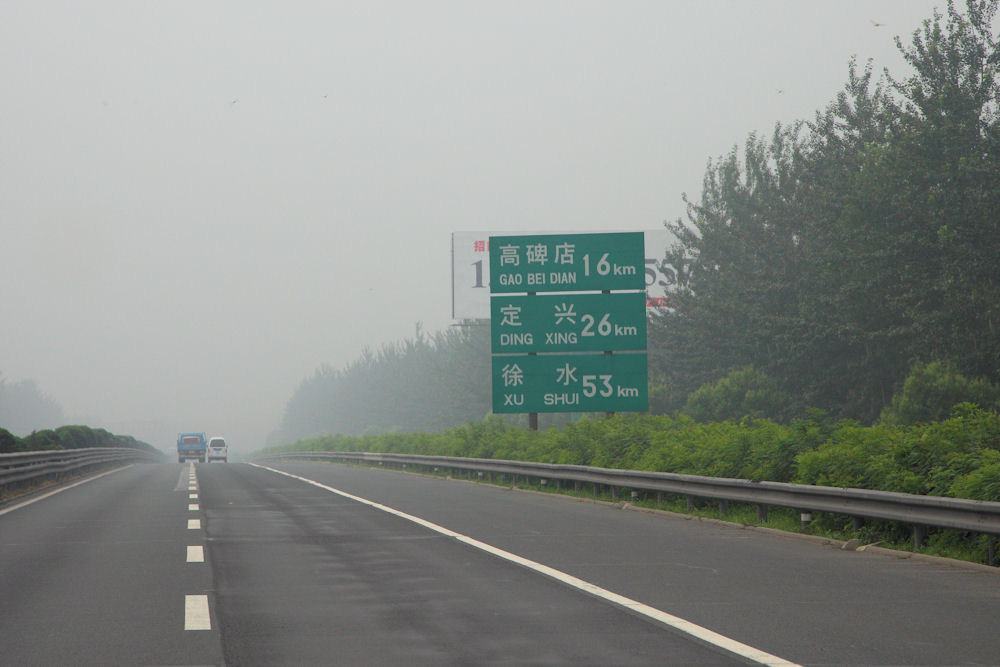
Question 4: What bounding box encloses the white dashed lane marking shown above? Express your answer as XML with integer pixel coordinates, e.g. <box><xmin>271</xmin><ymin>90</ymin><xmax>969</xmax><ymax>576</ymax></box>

<box><xmin>184</xmin><ymin>465</ymin><xmax>210</xmax><ymax>631</ymax></box>
<box><xmin>184</xmin><ymin>595</ymin><xmax>211</xmax><ymax>630</ymax></box>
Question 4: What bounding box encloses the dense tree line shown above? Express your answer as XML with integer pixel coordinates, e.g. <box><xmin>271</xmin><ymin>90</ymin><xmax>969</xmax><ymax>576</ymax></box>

<box><xmin>276</xmin><ymin>1</ymin><xmax>1000</xmax><ymax>441</ymax></box>
<box><xmin>270</xmin><ymin>325</ymin><xmax>493</xmax><ymax>443</ymax></box>
<box><xmin>0</xmin><ymin>424</ymin><xmax>159</xmax><ymax>455</ymax></box>
<box><xmin>651</xmin><ymin>0</ymin><xmax>1000</xmax><ymax>422</ymax></box>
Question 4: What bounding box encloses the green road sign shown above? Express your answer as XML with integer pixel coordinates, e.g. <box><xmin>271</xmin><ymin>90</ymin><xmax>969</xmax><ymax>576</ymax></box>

<box><xmin>489</xmin><ymin>232</ymin><xmax>645</xmax><ymax>293</ymax></box>
<box><xmin>491</xmin><ymin>293</ymin><xmax>647</xmax><ymax>353</ymax></box>
<box><xmin>492</xmin><ymin>353</ymin><xmax>648</xmax><ymax>413</ymax></box>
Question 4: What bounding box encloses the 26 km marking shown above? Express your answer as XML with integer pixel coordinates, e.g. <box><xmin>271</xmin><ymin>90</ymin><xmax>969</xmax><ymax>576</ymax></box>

<box><xmin>251</xmin><ymin>463</ymin><xmax>799</xmax><ymax>667</ymax></box>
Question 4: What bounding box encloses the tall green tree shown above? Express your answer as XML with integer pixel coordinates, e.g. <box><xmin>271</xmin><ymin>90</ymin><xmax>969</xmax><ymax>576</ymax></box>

<box><xmin>649</xmin><ymin>125</ymin><xmax>809</xmax><ymax>413</ymax></box>
<box><xmin>651</xmin><ymin>0</ymin><xmax>1000</xmax><ymax>422</ymax></box>
<box><xmin>886</xmin><ymin>0</ymin><xmax>1000</xmax><ymax>380</ymax></box>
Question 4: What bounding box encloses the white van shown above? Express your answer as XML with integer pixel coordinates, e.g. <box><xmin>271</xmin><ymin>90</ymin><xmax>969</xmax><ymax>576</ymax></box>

<box><xmin>207</xmin><ymin>436</ymin><xmax>228</xmax><ymax>462</ymax></box>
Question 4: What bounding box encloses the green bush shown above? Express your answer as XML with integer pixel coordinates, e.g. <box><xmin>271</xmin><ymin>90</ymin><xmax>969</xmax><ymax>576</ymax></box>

<box><xmin>55</xmin><ymin>425</ymin><xmax>98</xmax><ymax>449</ymax></box>
<box><xmin>0</xmin><ymin>427</ymin><xmax>18</xmax><ymax>453</ymax></box>
<box><xmin>20</xmin><ymin>429</ymin><xmax>62</xmax><ymax>451</ymax></box>
<box><xmin>0</xmin><ymin>424</ymin><xmax>157</xmax><ymax>454</ymax></box>
<box><xmin>267</xmin><ymin>406</ymin><xmax>1000</xmax><ymax>505</ymax></box>
<box><xmin>264</xmin><ymin>407</ymin><xmax>1000</xmax><ymax>564</ymax></box>
<box><xmin>879</xmin><ymin>361</ymin><xmax>1000</xmax><ymax>425</ymax></box>
<box><xmin>682</xmin><ymin>366</ymin><xmax>797</xmax><ymax>423</ymax></box>
<box><xmin>948</xmin><ymin>450</ymin><xmax>1000</xmax><ymax>501</ymax></box>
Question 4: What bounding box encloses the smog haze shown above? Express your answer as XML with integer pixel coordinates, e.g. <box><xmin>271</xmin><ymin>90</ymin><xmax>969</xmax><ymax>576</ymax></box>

<box><xmin>1</xmin><ymin>1</ymin><xmax>945</xmax><ymax>454</ymax></box>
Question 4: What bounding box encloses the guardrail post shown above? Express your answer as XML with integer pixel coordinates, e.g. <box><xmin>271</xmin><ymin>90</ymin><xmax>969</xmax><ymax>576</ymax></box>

<box><xmin>757</xmin><ymin>504</ymin><xmax>768</xmax><ymax>522</ymax></box>
<box><xmin>656</xmin><ymin>491</ymin><xmax>663</xmax><ymax>505</ymax></box>
<box><xmin>685</xmin><ymin>496</ymin><xmax>695</xmax><ymax>511</ymax></box>
<box><xmin>989</xmin><ymin>538</ymin><xmax>997</xmax><ymax>567</ymax></box>
<box><xmin>852</xmin><ymin>516</ymin><xmax>863</xmax><ymax>532</ymax></box>
<box><xmin>718</xmin><ymin>499</ymin><xmax>729</xmax><ymax>515</ymax></box>
<box><xmin>913</xmin><ymin>524</ymin><xmax>926</xmax><ymax>550</ymax></box>
<box><xmin>610</xmin><ymin>486</ymin><xmax>617</xmax><ymax>501</ymax></box>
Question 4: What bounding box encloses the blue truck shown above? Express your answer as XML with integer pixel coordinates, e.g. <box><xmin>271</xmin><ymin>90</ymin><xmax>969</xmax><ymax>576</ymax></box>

<box><xmin>177</xmin><ymin>432</ymin><xmax>207</xmax><ymax>463</ymax></box>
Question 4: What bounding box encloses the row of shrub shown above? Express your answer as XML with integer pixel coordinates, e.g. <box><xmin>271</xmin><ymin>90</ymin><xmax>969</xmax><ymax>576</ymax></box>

<box><xmin>267</xmin><ymin>405</ymin><xmax>1000</xmax><ymax>503</ymax></box>
<box><xmin>0</xmin><ymin>425</ymin><xmax>159</xmax><ymax>455</ymax></box>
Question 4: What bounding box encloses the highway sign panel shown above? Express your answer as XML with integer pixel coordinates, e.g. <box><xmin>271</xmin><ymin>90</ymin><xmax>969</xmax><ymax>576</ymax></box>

<box><xmin>492</xmin><ymin>353</ymin><xmax>648</xmax><ymax>413</ymax></box>
<box><xmin>452</xmin><ymin>230</ymin><xmax>676</xmax><ymax>320</ymax></box>
<box><xmin>489</xmin><ymin>232</ymin><xmax>645</xmax><ymax>293</ymax></box>
<box><xmin>491</xmin><ymin>293</ymin><xmax>647</xmax><ymax>353</ymax></box>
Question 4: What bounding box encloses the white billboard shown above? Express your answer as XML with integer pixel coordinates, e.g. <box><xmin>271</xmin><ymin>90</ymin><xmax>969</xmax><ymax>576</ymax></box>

<box><xmin>451</xmin><ymin>229</ymin><xmax>677</xmax><ymax>320</ymax></box>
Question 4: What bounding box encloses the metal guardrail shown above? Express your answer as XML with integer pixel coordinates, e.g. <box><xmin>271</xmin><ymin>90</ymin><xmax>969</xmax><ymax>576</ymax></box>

<box><xmin>0</xmin><ymin>448</ymin><xmax>162</xmax><ymax>497</ymax></box>
<box><xmin>257</xmin><ymin>451</ymin><xmax>1000</xmax><ymax>560</ymax></box>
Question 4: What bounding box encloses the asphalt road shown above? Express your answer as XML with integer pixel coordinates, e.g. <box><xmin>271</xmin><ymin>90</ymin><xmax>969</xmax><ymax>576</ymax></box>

<box><xmin>0</xmin><ymin>464</ymin><xmax>220</xmax><ymax>665</ymax></box>
<box><xmin>2</xmin><ymin>461</ymin><xmax>999</xmax><ymax>665</ymax></box>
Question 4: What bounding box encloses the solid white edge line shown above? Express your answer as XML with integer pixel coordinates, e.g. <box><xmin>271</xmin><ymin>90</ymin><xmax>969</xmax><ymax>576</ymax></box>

<box><xmin>187</xmin><ymin>545</ymin><xmax>205</xmax><ymax>563</ymax></box>
<box><xmin>0</xmin><ymin>465</ymin><xmax>135</xmax><ymax>517</ymax></box>
<box><xmin>184</xmin><ymin>594</ymin><xmax>211</xmax><ymax>630</ymax></box>
<box><xmin>251</xmin><ymin>463</ymin><xmax>800</xmax><ymax>667</ymax></box>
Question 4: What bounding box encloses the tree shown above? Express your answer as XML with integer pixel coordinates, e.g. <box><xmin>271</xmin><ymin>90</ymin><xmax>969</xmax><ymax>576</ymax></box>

<box><xmin>0</xmin><ymin>427</ymin><xmax>18</xmax><ymax>453</ymax></box>
<box><xmin>275</xmin><ymin>324</ymin><xmax>492</xmax><ymax>441</ymax></box>
<box><xmin>885</xmin><ymin>0</ymin><xmax>1000</xmax><ymax>382</ymax></box>
<box><xmin>20</xmin><ymin>429</ymin><xmax>62</xmax><ymax>451</ymax></box>
<box><xmin>879</xmin><ymin>361</ymin><xmax>1000</xmax><ymax>424</ymax></box>
<box><xmin>682</xmin><ymin>366</ymin><xmax>797</xmax><ymax>423</ymax></box>
<box><xmin>650</xmin><ymin>125</ymin><xmax>810</xmax><ymax>414</ymax></box>
<box><xmin>650</xmin><ymin>1</ymin><xmax>1000</xmax><ymax>422</ymax></box>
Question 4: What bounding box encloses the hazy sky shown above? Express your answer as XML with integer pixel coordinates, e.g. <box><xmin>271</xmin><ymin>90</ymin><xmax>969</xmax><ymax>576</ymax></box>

<box><xmin>1</xmin><ymin>1</ymin><xmax>952</xmax><ymax>453</ymax></box>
